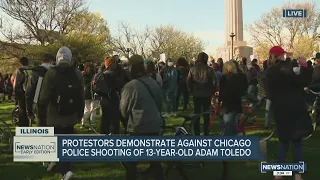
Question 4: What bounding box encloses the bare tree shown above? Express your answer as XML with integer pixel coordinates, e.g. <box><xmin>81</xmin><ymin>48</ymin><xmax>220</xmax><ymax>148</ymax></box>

<box><xmin>135</xmin><ymin>27</ymin><xmax>151</xmax><ymax>58</ymax></box>
<box><xmin>0</xmin><ymin>0</ymin><xmax>85</xmax><ymax>45</ymax></box>
<box><xmin>247</xmin><ymin>1</ymin><xmax>320</xmax><ymax>57</ymax></box>
<box><xmin>111</xmin><ymin>22</ymin><xmax>151</xmax><ymax>58</ymax></box>
<box><xmin>111</xmin><ymin>23</ymin><xmax>204</xmax><ymax>60</ymax></box>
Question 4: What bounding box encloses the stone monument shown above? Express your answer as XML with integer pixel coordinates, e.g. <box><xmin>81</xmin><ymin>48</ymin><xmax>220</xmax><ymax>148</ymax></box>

<box><xmin>216</xmin><ymin>0</ymin><xmax>253</xmax><ymax>62</ymax></box>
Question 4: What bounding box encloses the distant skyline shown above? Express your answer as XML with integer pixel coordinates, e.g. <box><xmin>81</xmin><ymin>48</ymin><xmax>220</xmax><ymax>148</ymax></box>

<box><xmin>88</xmin><ymin>0</ymin><xmax>309</xmax><ymax>55</ymax></box>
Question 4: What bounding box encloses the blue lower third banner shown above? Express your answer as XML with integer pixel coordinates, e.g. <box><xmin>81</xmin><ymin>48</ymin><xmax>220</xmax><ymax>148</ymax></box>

<box><xmin>14</xmin><ymin>136</ymin><xmax>264</xmax><ymax>162</ymax></box>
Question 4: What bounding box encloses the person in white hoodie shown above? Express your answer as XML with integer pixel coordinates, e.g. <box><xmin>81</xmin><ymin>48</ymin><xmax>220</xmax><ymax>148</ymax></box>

<box><xmin>39</xmin><ymin>47</ymin><xmax>85</xmax><ymax>180</ymax></box>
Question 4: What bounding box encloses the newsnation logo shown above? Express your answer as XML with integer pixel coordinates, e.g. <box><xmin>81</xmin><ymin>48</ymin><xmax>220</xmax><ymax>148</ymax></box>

<box><xmin>14</xmin><ymin>127</ymin><xmax>59</xmax><ymax>162</ymax></box>
<box><xmin>260</xmin><ymin>162</ymin><xmax>306</xmax><ymax>176</ymax></box>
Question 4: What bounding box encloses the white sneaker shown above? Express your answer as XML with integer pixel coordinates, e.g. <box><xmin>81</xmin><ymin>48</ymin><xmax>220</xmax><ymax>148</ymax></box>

<box><xmin>47</xmin><ymin>162</ymin><xmax>56</xmax><ymax>171</ymax></box>
<box><xmin>162</xmin><ymin>113</ymin><xmax>169</xmax><ymax>118</ymax></box>
<box><xmin>62</xmin><ymin>171</ymin><xmax>73</xmax><ymax>180</ymax></box>
<box><xmin>237</xmin><ymin>132</ymin><xmax>244</xmax><ymax>136</ymax></box>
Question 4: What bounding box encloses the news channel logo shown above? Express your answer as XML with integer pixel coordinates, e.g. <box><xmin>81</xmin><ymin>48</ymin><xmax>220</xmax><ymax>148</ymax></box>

<box><xmin>260</xmin><ymin>162</ymin><xmax>306</xmax><ymax>176</ymax></box>
<box><xmin>13</xmin><ymin>136</ymin><xmax>59</xmax><ymax>162</ymax></box>
<box><xmin>283</xmin><ymin>9</ymin><xmax>307</xmax><ymax>18</ymax></box>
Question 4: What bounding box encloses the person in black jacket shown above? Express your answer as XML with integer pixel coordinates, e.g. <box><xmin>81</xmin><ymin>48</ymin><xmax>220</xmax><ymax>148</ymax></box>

<box><xmin>266</xmin><ymin>46</ymin><xmax>311</xmax><ymax>180</ymax></box>
<box><xmin>219</xmin><ymin>60</ymin><xmax>248</xmax><ymax>180</ymax></box>
<box><xmin>247</xmin><ymin>61</ymin><xmax>259</xmax><ymax>109</ymax></box>
<box><xmin>176</xmin><ymin>57</ymin><xmax>190</xmax><ymax>111</ymax></box>
<box><xmin>14</xmin><ymin>57</ymin><xmax>30</xmax><ymax>127</ymax></box>
<box><xmin>305</xmin><ymin>52</ymin><xmax>320</xmax><ymax>130</ymax></box>
<box><xmin>187</xmin><ymin>52</ymin><xmax>218</xmax><ymax>135</ymax></box>
<box><xmin>220</xmin><ymin>61</ymin><xmax>247</xmax><ymax>136</ymax></box>
<box><xmin>99</xmin><ymin>56</ymin><xmax>125</xmax><ymax>134</ymax></box>
<box><xmin>26</xmin><ymin>54</ymin><xmax>54</xmax><ymax>126</ymax></box>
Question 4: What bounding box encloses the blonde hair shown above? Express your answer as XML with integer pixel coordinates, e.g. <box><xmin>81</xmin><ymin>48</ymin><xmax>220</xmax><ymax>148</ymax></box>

<box><xmin>268</xmin><ymin>53</ymin><xmax>276</xmax><ymax>67</ymax></box>
<box><xmin>223</xmin><ymin>61</ymin><xmax>237</xmax><ymax>74</ymax></box>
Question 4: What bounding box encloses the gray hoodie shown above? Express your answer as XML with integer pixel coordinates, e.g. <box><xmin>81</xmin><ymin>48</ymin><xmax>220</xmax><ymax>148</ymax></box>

<box><xmin>39</xmin><ymin>46</ymin><xmax>85</xmax><ymax>126</ymax></box>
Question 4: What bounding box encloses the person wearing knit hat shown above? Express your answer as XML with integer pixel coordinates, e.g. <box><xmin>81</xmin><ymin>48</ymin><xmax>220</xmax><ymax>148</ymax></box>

<box><xmin>120</xmin><ymin>54</ymin><xmax>164</xmax><ymax>180</ymax></box>
<box><xmin>267</xmin><ymin>46</ymin><xmax>311</xmax><ymax>180</ymax></box>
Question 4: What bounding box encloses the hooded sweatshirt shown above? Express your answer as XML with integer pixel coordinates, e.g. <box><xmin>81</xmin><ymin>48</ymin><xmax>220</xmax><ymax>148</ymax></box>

<box><xmin>25</xmin><ymin>63</ymin><xmax>53</xmax><ymax>117</ymax></box>
<box><xmin>39</xmin><ymin>46</ymin><xmax>85</xmax><ymax>126</ymax></box>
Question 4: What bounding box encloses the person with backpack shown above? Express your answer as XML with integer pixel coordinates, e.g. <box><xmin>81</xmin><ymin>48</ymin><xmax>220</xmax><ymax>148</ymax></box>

<box><xmin>39</xmin><ymin>46</ymin><xmax>85</xmax><ymax>180</ymax></box>
<box><xmin>175</xmin><ymin>57</ymin><xmax>190</xmax><ymax>111</ymax></box>
<box><xmin>187</xmin><ymin>52</ymin><xmax>218</xmax><ymax>136</ymax></box>
<box><xmin>13</xmin><ymin>57</ymin><xmax>30</xmax><ymax>127</ymax></box>
<box><xmin>25</xmin><ymin>54</ymin><xmax>55</xmax><ymax>127</ymax></box>
<box><xmin>145</xmin><ymin>59</ymin><xmax>162</xmax><ymax>86</ymax></box>
<box><xmin>93</xmin><ymin>56</ymin><xmax>125</xmax><ymax>134</ymax></box>
<box><xmin>80</xmin><ymin>62</ymin><xmax>98</xmax><ymax>129</ymax></box>
<box><xmin>120</xmin><ymin>55</ymin><xmax>164</xmax><ymax>180</ymax></box>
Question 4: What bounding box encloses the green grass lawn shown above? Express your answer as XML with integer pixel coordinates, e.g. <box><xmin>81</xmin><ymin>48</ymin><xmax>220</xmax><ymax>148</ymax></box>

<box><xmin>0</xmin><ymin>101</ymin><xmax>320</xmax><ymax>180</ymax></box>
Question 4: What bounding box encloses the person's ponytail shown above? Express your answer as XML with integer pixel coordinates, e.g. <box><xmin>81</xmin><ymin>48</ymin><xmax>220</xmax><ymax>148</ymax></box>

<box><xmin>268</xmin><ymin>53</ymin><xmax>276</xmax><ymax>67</ymax></box>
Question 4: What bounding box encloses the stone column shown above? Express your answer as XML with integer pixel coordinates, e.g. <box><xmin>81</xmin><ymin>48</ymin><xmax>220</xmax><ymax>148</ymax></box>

<box><xmin>225</xmin><ymin>0</ymin><xmax>244</xmax><ymax>44</ymax></box>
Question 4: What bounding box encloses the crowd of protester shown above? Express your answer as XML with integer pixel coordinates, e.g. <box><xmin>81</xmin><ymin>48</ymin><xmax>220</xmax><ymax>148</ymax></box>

<box><xmin>4</xmin><ymin>45</ymin><xmax>320</xmax><ymax>180</ymax></box>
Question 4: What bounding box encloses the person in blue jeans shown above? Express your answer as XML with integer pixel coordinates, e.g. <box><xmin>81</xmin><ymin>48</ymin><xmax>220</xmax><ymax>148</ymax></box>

<box><xmin>219</xmin><ymin>61</ymin><xmax>247</xmax><ymax>136</ymax></box>
<box><xmin>219</xmin><ymin>60</ymin><xmax>248</xmax><ymax>180</ymax></box>
<box><xmin>162</xmin><ymin>58</ymin><xmax>178</xmax><ymax>117</ymax></box>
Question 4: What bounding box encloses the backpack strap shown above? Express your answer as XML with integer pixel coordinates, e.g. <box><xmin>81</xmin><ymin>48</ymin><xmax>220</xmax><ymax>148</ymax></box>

<box><xmin>136</xmin><ymin>78</ymin><xmax>160</xmax><ymax>113</ymax></box>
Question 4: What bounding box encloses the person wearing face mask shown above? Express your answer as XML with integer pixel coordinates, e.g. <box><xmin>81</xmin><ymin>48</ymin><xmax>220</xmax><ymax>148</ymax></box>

<box><xmin>162</xmin><ymin>58</ymin><xmax>178</xmax><ymax>117</ymax></box>
<box><xmin>266</xmin><ymin>46</ymin><xmax>312</xmax><ymax>180</ymax></box>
